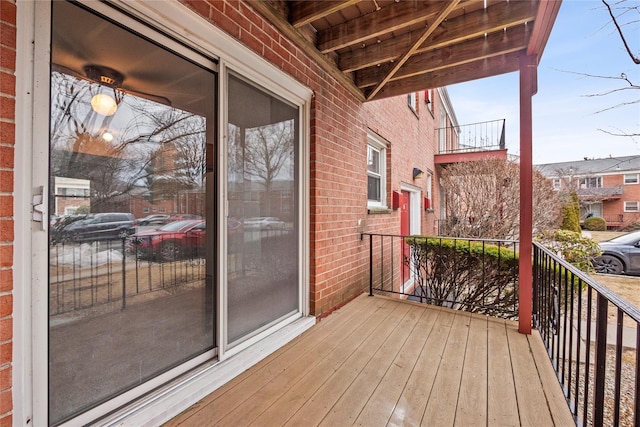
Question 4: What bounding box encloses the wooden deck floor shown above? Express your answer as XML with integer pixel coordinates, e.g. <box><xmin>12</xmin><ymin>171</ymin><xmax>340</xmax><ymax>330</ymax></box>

<box><xmin>165</xmin><ymin>294</ymin><xmax>574</xmax><ymax>426</ymax></box>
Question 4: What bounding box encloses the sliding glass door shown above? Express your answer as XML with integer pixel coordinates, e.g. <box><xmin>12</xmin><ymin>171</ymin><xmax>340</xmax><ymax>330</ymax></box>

<box><xmin>49</xmin><ymin>2</ymin><xmax>216</xmax><ymax>423</ymax></box>
<box><xmin>226</xmin><ymin>74</ymin><xmax>300</xmax><ymax>346</ymax></box>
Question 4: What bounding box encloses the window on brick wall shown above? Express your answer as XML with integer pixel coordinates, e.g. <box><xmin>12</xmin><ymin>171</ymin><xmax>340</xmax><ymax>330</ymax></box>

<box><xmin>407</xmin><ymin>92</ymin><xmax>417</xmax><ymax>112</ymax></box>
<box><xmin>625</xmin><ymin>173</ymin><xmax>639</xmax><ymax>184</ymax></box>
<box><xmin>367</xmin><ymin>132</ymin><xmax>389</xmax><ymax>208</ymax></box>
<box><xmin>424</xmin><ymin>89</ymin><xmax>434</xmax><ymax>114</ymax></box>
<box><xmin>425</xmin><ymin>172</ymin><xmax>433</xmax><ymax>209</ymax></box>
<box><xmin>625</xmin><ymin>201</ymin><xmax>639</xmax><ymax>212</ymax></box>
<box><xmin>579</xmin><ymin>176</ymin><xmax>602</xmax><ymax>188</ymax></box>
<box><xmin>552</xmin><ymin>178</ymin><xmax>561</xmax><ymax>190</ymax></box>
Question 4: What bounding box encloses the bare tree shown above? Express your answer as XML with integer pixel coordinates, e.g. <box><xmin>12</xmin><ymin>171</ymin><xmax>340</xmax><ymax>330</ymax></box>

<box><xmin>576</xmin><ymin>1</ymin><xmax>640</xmax><ymax>138</ymax></box>
<box><xmin>50</xmin><ymin>70</ymin><xmax>207</xmax><ymax>213</ymax></box>
<box><xmin>439</xmin><ymin>158</ymin><xmax>561</xmax><ymax>239</ymax></box>
<box><xmin>602</xmin><ymin>0</ymin><xmax>640</xmax><ymax>65</ymax></box>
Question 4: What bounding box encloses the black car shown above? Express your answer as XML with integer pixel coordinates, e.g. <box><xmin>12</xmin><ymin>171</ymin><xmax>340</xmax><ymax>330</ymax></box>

<box><xmin>57</xmin><ymin>212</ymin><xmax>136</xmax><ymax>242</ymax></box>
<box><xmin>137</xmin><ymin>214</ymin><xmax>170</xmax><ymax>226</ymax></box>
<box><xmin>592</xmin><ymin>230</ymin><xmax>640</xmax><ymax>275</ymax></box>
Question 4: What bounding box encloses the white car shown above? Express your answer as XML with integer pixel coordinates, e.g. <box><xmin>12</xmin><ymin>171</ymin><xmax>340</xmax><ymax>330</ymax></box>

<box><xmin>243</xmin><ymin>217</ymin><xmax>286</xmax><ymax>230</ymax></box>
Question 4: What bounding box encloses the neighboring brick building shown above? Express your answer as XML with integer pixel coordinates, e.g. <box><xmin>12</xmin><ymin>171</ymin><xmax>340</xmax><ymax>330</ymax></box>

<box><xmin>1</xmin><ymin>0</ymin><xmax>557</xmax><ymax>425</ymax></box>
<box><xmin>537</xmin><ymin>156</ymin><xmax>640</xmax><ymax>229</ymax></box>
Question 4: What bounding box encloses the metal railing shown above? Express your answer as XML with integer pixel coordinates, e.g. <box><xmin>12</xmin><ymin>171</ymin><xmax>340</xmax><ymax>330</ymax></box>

<box><xmin>533</xmin><ymin>242</ymin><xmax>640</xmax><ymax>426</ymax></box>
<box><xmin>49</xmin><ymin>236</ymin><xmax>206</xmax><ymax>316</ymax></box>
<box><xmin>436</xmin><ymin>118</ymin><xmax>505</xmax><ymax>155</ymax></box>
<box><xmin>361</xmin><ymin>233</ymin><xmax>519</xmax><ymax>318</ymax></box>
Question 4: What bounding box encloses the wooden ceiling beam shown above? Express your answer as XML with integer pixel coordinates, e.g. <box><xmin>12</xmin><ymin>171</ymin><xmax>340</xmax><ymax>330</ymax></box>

<box><xmin>340</xmin><ymin>0</ymin><xmax>537</xmax><ymax>72</ymax></box>
<box><xmin>290</xmin><ymin>0</ymin><xmax>361</xmax><ymax>28</ymax></box>
<box><xmin>356</xmin><ymin>24</ymin><xmax>530</xmax><ymax>89</ymax></box>
<box><xmin>248</xmin><ymin>1</ymin><xmax>366</xmax><ymax>102</ymax></box>
<box><xmin>367</xmin><ymin>50</ymin><xmax>523</xmax><ymax>101</ymax></box>
<box><xmin>317</xmin><ymin>1</ymin><xmax>474</xmax><ymax>53</ymax></box>
<box><xmin>366</xmin><ymin>1</ymin><xmax>461</xmax><ymax>100</ymax></box>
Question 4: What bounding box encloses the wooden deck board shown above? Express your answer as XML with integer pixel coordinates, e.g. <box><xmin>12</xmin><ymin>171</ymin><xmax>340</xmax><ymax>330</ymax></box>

<box><xmin>422</xmin><ymin>311</ymin><xmax>472</xmax><ymax>425</ymax></box>
<box><xmin>507</xmin><ymin>325</ymin><xmax>555</xmax><ymax>426</ymax></box>
<box><xmin>244</xmin><ymin>300</ymin><xmax>411</xmax><ymax>425</ymax></box>
<box><xmin>350</xmin><ymin>307</ymin><xmax>439</xmax><ymax>426</ymax></box>
<box><xmin>306</xmin><ymin>304</ymin><xmax>425</xmax><ymax>426</ymax></box>
<box><xmin>387</xmin><ymin>308</ymin><xmax>455</xmax><ymax>426</ymax></box>
<box><xmin>165</xmin><ymin>295</ymin><xmax>574</xmax><ymax>427</ymax></box>
<box><xmin>455</xmin><ymin>314</ymin><xmax>488</xmax><ymax>426</ymax></box>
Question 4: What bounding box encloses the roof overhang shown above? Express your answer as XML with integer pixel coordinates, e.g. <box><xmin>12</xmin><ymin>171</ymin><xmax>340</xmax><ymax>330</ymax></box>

<box><xmin>250</xmin><ymin>0</ymin><xmax>562</xmax><ymax>102</ymax></box>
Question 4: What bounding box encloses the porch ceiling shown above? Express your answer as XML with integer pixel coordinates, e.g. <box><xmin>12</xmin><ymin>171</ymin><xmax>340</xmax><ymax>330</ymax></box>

<box><xmin>251</xmin><ymin>0</ymin><xmax>562</xmax><ymax>101</ymax></box>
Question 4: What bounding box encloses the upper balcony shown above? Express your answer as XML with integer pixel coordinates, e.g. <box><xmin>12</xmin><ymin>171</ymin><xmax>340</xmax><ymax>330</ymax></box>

<box><xmin>435</xmin><ymin>119</ymin><xmax>508</xmax><ymax>165</ymax></box>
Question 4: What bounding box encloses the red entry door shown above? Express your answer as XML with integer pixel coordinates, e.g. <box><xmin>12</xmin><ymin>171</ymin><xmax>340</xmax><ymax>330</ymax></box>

<box><xmin>400</xmin><ymin>191</ymin><xmax>411</xmax><ymax>281</ymax></box>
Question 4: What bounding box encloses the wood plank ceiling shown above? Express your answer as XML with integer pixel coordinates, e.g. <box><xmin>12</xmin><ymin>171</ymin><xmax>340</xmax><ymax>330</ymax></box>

<box><xmin>251</xmin><ymin>0</ymin><xmax>561</xmax><ymax>102</ymax></box>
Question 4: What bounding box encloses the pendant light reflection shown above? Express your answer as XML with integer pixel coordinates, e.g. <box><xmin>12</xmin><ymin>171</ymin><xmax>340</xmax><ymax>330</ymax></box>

<box><xmin>91</xmin><ymin>90</ymin><xmax>119</xmax><ymax>116</ymax></box>
<box><xmin>101</xmin><ymin>131</ymin><xmax>114</xmax><ymax>142</ymax></box>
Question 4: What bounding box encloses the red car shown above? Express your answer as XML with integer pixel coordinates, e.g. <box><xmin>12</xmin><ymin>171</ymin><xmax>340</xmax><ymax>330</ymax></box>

<box><xmin>129</xmin><ymin>219</ymin><xmax>205</xmax><ymax>261</ymax></box>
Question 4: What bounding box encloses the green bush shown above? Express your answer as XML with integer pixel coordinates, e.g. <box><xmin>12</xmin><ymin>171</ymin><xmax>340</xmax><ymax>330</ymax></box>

<box><xmin>583</xmin><ymin>216</ymin><xmax>607</xmax><ymax>231</ymax></box>
<box><xmin>561</xmin><ymin>191</ymin><xmax>581</xmax><ymax>233</ymax></box>
<box><xmin>406</xmin><ymin>237</ymin><xmax>518</xmax><ymax>318</ymax></box>
<box><xmin>536</xmin><ymin>229</ymin><xmax>601</xmax><ymax>272</ymax></box>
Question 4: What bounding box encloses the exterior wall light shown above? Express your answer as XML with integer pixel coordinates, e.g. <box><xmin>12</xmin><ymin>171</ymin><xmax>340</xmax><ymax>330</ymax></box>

<box><xmin>413</xmin><ymin>167</ymin><xmax>424</xmax><ymax>180</ymax></box>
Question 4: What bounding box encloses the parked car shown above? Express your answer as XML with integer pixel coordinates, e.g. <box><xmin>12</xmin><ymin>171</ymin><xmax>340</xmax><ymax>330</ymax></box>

<box><xmin>56</xmin><ymin>212</ymin><xmax>136</xmax><ymax>242</ymax></box>
<box><xmin>243</xmin><ymin>216</ymin><xmax>286</xmax><ymax>230</ymax></box>
<box><xmin>592</xmin><ymin>230</ymin><xmax>640</xmax><ymax>275</ymax></box>
<box><xmin>137</xmin><ymin>214</ymin><xmax>170</xmax><ymax>226</ymax></box>
<box><xmin>128</xmin><ymin>219</ymin><xmax>205</xmax><ymax>261</ymax></box>
<box><xmin>168</xmin><ymin>213</ymin><xmax>202</xmax><ymax>222</ymax></box>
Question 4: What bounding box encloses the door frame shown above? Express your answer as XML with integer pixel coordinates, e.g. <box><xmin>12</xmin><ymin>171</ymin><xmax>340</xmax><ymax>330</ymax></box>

<box><xmin>399</xmin><ymin>183</ymin><xmax>422</xmax><ymax>289</ymax></box>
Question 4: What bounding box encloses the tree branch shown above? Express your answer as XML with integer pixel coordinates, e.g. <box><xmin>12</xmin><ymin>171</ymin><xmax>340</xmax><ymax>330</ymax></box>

<box><xmin>602</xmin><ymin>0</ymin><xmax>640</xmax><ymax>64</ymax></box>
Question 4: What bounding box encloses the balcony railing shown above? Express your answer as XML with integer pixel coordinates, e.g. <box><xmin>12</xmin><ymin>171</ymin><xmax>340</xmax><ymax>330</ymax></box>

<box><xmin>436</xmin><ymin>118</ymin><xmax>506</xmax><ymax>155</ymax></box>
<box><xmin>362</xmin><ymin>234</ymin><xmax>640</xmax><ymax>425</ymax></box>
<box><xmin>533</xmin><ymin>242</ymin><xmax>640</xmax><ymax>426</ymax></box>
<box><xmin>49</xmin><ymin>229</ymin><xmax>290</xmax><ymax>316</ymax></box>
<box><xmin>361</xmin><ymin>233</ymin><xmax>519</xmax><ymax>319</ymax></box>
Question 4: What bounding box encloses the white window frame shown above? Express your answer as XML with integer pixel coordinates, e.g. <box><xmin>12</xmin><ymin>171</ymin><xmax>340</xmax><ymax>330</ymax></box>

<box><xmin>552</xmin><ymin>178</ymin><xmax>561</xmax><ymax>190</ymax></box>
<box><xmin>367</xmin><ymin>131</ymin><xmax>389</xmax><ymax>208</ymax></box>
<box><xmin>625</xmin><ymin>201</ymin><xmax>639</xmax><ymax>212</ymax></box>
<box><xmin>579</xmin><ymin>176</ymin><xmax>602</xmax><ymax>189</ymax></box>
<box><xmin>22</xmin><ymin>1</ymin><xmax>314</xmax><ymax>426</ymax></box>
<box><xmin>425</xmin><ymin>172</ymin><xmax>433</xmax><ymax>209</ymax></box>
<box><xmin>407</xmin><ymin>92</ymin><xmax>417</xmax><ymax>112</ymax></box>
<box><xmin>624</xmin><ymin>173</ymin><xmax>639</xmax><ymax>185</ymax></box>
<box><xmin>439</xmin><ymin>110</ymin><xmax>447</xmax><ymax>153</ymax></box>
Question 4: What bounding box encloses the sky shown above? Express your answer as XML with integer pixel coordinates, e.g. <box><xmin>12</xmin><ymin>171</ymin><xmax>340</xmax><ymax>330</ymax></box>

<box><xmin>446</xmin><ymin>0</ymin><xmax>640</xmax><ymax>166</ymax></box>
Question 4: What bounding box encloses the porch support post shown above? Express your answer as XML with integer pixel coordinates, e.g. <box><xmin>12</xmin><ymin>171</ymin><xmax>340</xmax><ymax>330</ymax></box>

<box><xmin>518</xmin><ymin>54</ymin><xmax>537</xmax><ymax>334</ymax></box>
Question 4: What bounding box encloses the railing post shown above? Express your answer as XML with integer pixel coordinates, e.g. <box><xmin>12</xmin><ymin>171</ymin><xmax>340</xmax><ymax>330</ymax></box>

<box><xmin>122</xmin><ymin>237</ymin><xmax>127</xmax><ymax>310</ymax></box>
<box><xmin>593</xmin><ymin>293</ymin><xmax>608</xmax><ymax>427</ymax></box>
<box><xmin>369</xmin><ymin>233</ymin><xmax>373</xmax><ymax>296</ymax></box>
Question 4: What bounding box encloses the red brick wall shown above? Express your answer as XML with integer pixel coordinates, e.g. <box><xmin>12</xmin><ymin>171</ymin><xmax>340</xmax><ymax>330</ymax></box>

<box><xmin>0</xmin><ymin>0</ymin><xmax>15</xmax><ymax>424</ymax></box>
<box><xmin>602</xmin><ymin>174</ymin><xmax>640</xmax><ymax>226</ymax></box>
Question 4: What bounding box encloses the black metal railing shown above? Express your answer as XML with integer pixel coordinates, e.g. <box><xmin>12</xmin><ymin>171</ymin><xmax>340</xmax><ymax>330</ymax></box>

<box><xmin>361</xmin><ymin>233</ymin><xmax>519</xmax><ymax>318</ymax></box>
<box><xmin>49</xmin><ymin>235</ymin><xmax>206</xmax><ymax>316</ymax></box>
<box><xmin>533</xmin><ymin>242</ymin><xmax>640</xmax><ymax>427</ymax></box>
<box><xmin>436</xmin><ymin>118</ymin><xmax>506</xmax><ymax>155</ymax></box>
